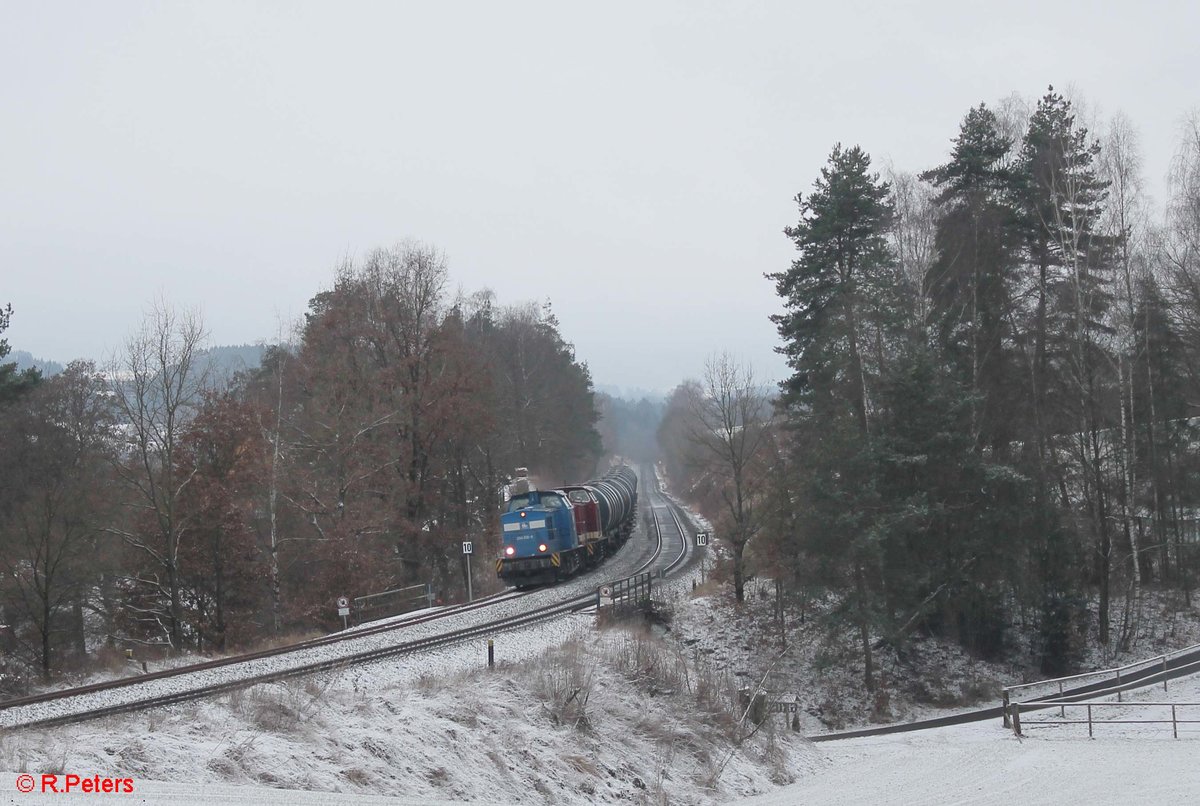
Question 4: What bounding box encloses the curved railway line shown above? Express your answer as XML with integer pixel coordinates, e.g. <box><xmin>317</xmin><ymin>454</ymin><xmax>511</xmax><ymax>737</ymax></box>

<box><xmin>645</xmin><ymin>471</ymin><xmax>691</xmax><ymax>577</ymax></box>
<box><xmin>1</xmin><ymin>465</ymin><xmax>698</xmax><ymax>731</ymax></box>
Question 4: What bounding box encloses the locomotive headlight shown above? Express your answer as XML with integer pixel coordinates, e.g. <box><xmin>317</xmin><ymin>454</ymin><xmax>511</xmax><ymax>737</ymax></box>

<box><xmin>538</xmin><ymin>543</ymin><xmax>548</xmax><ymax>553</ymax></box>
<box><xmin>504</xmin><ymin>546</ymin><xmax>515</xmax><ymax>556</ymax></box>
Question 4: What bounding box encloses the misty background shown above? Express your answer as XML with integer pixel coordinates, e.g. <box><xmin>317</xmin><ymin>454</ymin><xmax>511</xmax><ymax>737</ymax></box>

<box><xmin>4</xmin><ymin>1</ymin><xmax>1198</xmax><ymax>391</ymax></box>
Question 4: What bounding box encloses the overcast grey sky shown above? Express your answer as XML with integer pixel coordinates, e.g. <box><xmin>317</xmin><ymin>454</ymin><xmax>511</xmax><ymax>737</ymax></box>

<box><xmin>4</xmin><ymin>1</ymin><xmax>1197</xmax><ymax>393</ymax></box>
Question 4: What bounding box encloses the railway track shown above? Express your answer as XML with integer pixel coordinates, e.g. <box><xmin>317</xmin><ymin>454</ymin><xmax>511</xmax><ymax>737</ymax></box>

<box><xmin>2</xmin><ymin>467</ymin><xmax>696</xmax><ymax>730</ymax></box>
<box><xmin>0</xmin><ymin>588</ymin><xmax>520</xmax><ymax>717</ymax></box>
<box><xmin>645</xmin><ymin>467</ymin><xmax>691</xmax><ymax>577</ymax></box>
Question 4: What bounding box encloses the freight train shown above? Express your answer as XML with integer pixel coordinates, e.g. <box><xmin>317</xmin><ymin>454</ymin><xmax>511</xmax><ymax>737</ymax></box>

<box><xmin>496</xmin><ymin>465</ymin><xmax>638</xmax><ymax>587</ymax></box>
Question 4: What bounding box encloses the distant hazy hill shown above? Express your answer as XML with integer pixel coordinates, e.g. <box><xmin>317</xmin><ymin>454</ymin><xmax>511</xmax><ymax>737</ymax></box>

<box><xmin>202</xmin><ymin>344</ymin><xmax>268</xmax><ymax>382</ymax></box>
<box><xmin>9</xmin><ymin>350</ymin><xmax>64</xmax><ymax>377</ymax></box>
<box><xmin>594</xmin><ymin>383</ymin><xmax>666</xmax><ymax>403</ymax></box>
<box><xmin>6</xmin><ymin>345</ymin><xmax>267</xmax><ymax>385</ymax></box>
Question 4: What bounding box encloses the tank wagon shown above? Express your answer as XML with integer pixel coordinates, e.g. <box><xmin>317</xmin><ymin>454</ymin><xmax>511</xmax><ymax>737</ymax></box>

<box><xmin>496</xmin><ymin>465</ymin><xmax>638</xmax><ymax>587</ymax></box>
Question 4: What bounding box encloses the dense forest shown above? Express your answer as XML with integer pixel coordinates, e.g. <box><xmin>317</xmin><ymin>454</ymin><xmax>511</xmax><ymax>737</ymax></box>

<box><xmin>0</xmin><ymin>243</ymin><xmax>602</xmax><ymax>683</ymax></box>
<box><xmin>660</xmin><ymin>89</ymin><xmax>1200</xmax><ymax>688</ymax></box>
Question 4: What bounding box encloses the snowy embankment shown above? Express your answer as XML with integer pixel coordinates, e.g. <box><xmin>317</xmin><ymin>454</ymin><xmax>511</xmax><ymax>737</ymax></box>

<box><xmin>1</xmin><ymin>622</ymin><xmax>812</xmax><ymax>805</ymax></box>
<box><xmin>1</xmin><ymin>526</ymin><xmax>664</xmax><ymax>730</ymax></box>
<box><xmin>6</xmin><ymin>618</ymin><xmax>1199</xmax><ymax>806</ymax></box>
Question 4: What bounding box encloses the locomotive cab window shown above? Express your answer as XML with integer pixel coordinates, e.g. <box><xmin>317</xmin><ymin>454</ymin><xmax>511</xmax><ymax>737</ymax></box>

<box><xmin>506</xmin><ymin>494</ymin><xmax>532</xmax><ymax>512</ymax></box>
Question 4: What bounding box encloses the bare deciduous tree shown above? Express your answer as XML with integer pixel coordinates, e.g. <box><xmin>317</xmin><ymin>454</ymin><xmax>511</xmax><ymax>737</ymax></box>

<box><xmin>108</xmin><ymin>299</ymin><xmax>210</xmax><ymax>652</ymax></box>
<box><xmin>685</xmin><ymin>354</ymin><xmax>769</xmax><ymax>603</ymax></box>
<box><xmin>1166</xmin><ymin>109</ymin><xmax>1200</xmax><ymax>353</ymax></box>
<box><xmin>886</xmin><ymin>166</ymin><xmax>938</xmax><ymax>338</ymax></box>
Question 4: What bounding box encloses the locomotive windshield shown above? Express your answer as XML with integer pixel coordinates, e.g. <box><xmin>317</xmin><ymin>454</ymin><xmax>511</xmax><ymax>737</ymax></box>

<box><xmin>505</xmin><ymin>491</ymin><xmax>567</xmax><ymax>512</ymax></box>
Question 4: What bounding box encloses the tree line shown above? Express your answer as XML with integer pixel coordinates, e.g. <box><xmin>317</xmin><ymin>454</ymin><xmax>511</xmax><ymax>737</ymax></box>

<box><xmin>661</xmin><ymin>89</ymin><xmax>1200</xmax><ymax>689</ymax></box>
<box><xmin>0</xmin><ymin>242</ymin><xmax>601</xmax><ymax>683</ymax></box>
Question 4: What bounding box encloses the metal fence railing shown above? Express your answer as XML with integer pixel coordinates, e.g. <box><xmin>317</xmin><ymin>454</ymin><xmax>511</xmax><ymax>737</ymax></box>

<box><xmin>1001</xmin><ymin>642</ymin><xmax>1200</xmax><ymax>728</ymax></box>
<box><xmin>352</xmin><ymin>583</ymin><xmax>434</xmax><ymax>626</ymax></box>
<box><xmin>1005</xmin><ymin>655</ymin><xmax>1200</xmax><ymax>737</ymax></box>
<box><xmin>597</xmin><ymin>572</ymin><xmax>653</xmax><ymax>620</ymax></box>
<box><xmin>1009</xmin><ymin>700</ymin><xmax>1200</xmax><ymax>739</ymax></box>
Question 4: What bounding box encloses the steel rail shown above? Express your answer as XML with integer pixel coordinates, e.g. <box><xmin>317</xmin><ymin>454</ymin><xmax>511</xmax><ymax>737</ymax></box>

<box><xmin>648</xmin><ymin>494</ymin><xmax>687</xmax><ymax>576</ymax></box>
<box><xmin>642</xmin><ymin>468</ymin><xmax>691</xmax><ymax>577</ymax></box>
<box><xmin>659</xmin><ymin>495</ymin><xmax>690</xmax><ymax>575</ymax></box>
<box><xmin>6</xmin><ymin>593</ymin><xmax>600</xmax><ymax>730</ymax></box>
<box><xmin>646</xmin><ymin>506</ymin><xmax>670</xmax><ymax>572</ymax></box>
<box><xmin>0</xmin><ymin>588</ymin><xmax>522</xmax><ymax>714</ymax></box>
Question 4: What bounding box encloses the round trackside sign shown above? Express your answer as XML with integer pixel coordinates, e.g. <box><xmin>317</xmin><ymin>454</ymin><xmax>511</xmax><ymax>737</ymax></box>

<box><xmin>336</xmin><ymin>596</ymin><xmax>349</xmax><ymax>609</ymax></box>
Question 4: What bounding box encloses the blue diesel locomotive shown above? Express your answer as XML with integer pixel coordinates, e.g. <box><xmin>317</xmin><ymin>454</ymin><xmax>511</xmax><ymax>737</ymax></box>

<box><xmin>496</xmin><ymin>465</ymin><xmax>638</xmax><ymax>586</ymax></box>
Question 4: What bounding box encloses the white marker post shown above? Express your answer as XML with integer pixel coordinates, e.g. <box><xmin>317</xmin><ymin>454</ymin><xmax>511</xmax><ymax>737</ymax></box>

<box><xmin>463</xmin><ymin>541</ymin><xmax>474</xmax><ymax>603</ymax></box>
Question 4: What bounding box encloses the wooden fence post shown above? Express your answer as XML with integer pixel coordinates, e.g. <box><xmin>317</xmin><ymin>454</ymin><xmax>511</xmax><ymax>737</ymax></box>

<box><xmin>1002</xmin><ymin>690</ymin><xmax>1011</xmax><ymax>728</ymax></box>
<box><xmin>1011</xmin><ymin>702</ymin><xmax>1022</xmax><ymax>737</ymax></box>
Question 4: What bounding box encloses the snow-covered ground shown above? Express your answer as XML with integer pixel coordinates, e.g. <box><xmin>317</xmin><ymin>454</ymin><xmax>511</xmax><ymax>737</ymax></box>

<box><xmin>6</xmin><ymin>484</ymin><xmax>1200</xmax><ymax>805</ymax></box>
<box><xmin>5</xmin><ymin>624</ymin><xmax>1198</xmax><ymax>806</ymax></box>
<box><xmin>0</xmin><ymin>621</ymin><xmax>810</xmax><ymax>805</ymax></box>
<box><xmin>735</xmin><ymin>699</ymin><xmax>1200</xmax><ymax>805</ymax></box>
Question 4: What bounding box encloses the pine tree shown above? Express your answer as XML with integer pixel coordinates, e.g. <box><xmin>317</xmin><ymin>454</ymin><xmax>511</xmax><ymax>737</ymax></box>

<box><xmin>770</xmin><ymin>144</ymin><xmax>898</xmax><ymax>692</ymax></box>
<box><xmin>1014</xmin><ymin>88</ymin><xmax>1122</xmax><ymax>645</ymax></box>
<box><xmin>1013</xmin><ymin>88</ymin><xmax>1118</xmax><ymax>444</ymax></box>
<box><xmin>921</xmin><ymin>105</ymin><xmax>1022</xmax><ymax>454</ymax></box>
<box><xmin>1132</xmin><ymin>274</ymin><xmax>1196</xmax><ymax>593</ymax></box>
<box><xmin>770</xmin><ymin>144</ymin><xmax>896</xmax><ymax>431</ymax></box>
<box><xmin>0</xmin><ymin>304</ymin><xmax>41</xmax><ymax>405</ymax></box>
